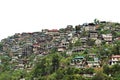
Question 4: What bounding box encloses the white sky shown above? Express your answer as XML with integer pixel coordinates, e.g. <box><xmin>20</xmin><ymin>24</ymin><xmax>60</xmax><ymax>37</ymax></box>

<box><xmin>0</xmin><ymin>0</ymin><xmax>120</xmax><ymax>40</ymax></box>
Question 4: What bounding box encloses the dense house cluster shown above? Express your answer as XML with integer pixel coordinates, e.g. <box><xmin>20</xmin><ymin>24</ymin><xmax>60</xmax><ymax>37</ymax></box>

<box><xmin>0</xmin><ymin>20</ymin><xmax>120</xmax><ymax>71</ymax></box>
<box><xmin>71</xmin><ymin>54</ymin><xmax>101</xmax><ymax>69</ymax></box>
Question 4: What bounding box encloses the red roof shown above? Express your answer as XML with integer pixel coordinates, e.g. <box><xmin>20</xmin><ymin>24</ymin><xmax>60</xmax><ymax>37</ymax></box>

<box><xmin>28</xmin><ymin>32</ymin><xmax>33</xmax><ymax>34</ymax></box>
<box><xmin>48</xmin><ymin>29</ymin><xmax>59</xmax><ymax>32</ymax></box>
<box><xmin>112</xmin><ymin>55</ymin><xmax>120</xmax><ymax>58</ymax></box>
<box><xmin>33</xmin><ymin>43</ymin><xmax>39</xmax><ymax>47</ymax></box>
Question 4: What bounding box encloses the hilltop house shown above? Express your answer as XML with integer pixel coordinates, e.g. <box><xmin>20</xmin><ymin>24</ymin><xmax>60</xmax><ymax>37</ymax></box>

<box><xmin>65</xmin><ymin>25</ymin><xmax>74</xmax><ymax>33</ymax></box>
<box><xmin>46</xmin><ymin>29</ymin><xmax>59</xmax><ymax>36</ymax></box>
<box><xmin>83</xmin><ymin>23</ymin><xmax>96</xmax><ymax>31</ymax></box>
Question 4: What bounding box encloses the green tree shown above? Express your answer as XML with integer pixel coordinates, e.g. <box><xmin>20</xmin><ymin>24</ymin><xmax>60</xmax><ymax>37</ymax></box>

<box><xmin>0</xmin><ymin>71</ymin><xmax>12</xmax><ymax>80</ymax></box>
<box><xmin>75</xmin><ymin>25</ymin><xmax>81</xmax><ymax>33</ymax></box>
<box><xmin>1</xmin><ymin>56</ymin><xmax>11</xmax><ymax>71</ymax></box>
<box><xmin>94</xmin><ymin>18</ymin><xmax>100</xmax><ymax>25</ymax></box>
<box><xmin>92</xmin><ymin>71</ymin><xmax>111</xmax><ymax>80</ymax></box>
<box><xmin>32</xmin><ymin>58</ymin><xmax>47</xmax><ymax>77</ymax></box>
<box><xmin>0</xmin><ymin>42</ymin><xmax>3</xmax><ymax>51</ymax></box>
<box><xmin>87</xmin><ymin>39</ymin><xmax>95</xmax><ymax>46</ymax></box>
<box><xmin>74</xmin><ymin>39</ymin><xmax>82</xmax><ymax>46</ymax></box>
<box><xmin>52</xmin><ymin>54</ymin><xmax>60</xmax><ymax>72</ymax></box>
<box><xmin>112</xmin><ymin>41</ymin><xmax>120</xmax><ymax>55</ymax></box>
<box><xmin>103</xmin><ymin>65</ymin><xmax>112</xmax><ymax>75</ymax></box>
<box><xmin>68</xmin><ymin>42</ymin><xmax>73</xmax><ymax>49</ymax></box>
<box><xmin>84</xmin><ymin>68</ymin><xmax>94</xmax><ymax>74</ymax></box>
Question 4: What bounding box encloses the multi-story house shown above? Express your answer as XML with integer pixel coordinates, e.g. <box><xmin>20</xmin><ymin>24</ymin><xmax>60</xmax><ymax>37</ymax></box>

<box><xmin>89</xmin><ymin>31</ymin><xmax>98</xmax><ymax>40</ymax></box>
<box><xmin>71</xmin><ymin>56</ymin><xmax>86</xmax><ymax>68</ymax></box>
<box><xmin>83</xmin><ymin>23</ymin><xmax>96</xmax><ymax>31</ymax></box>
<box><xmin>110</xmin><ymin>55</ymin><xmax>120</xmax><ymax>65</ymax></box>
<box><xmin>80</xmin><ymin>37</ymin><xmax>88</xmax><ymax>47</ymax></box>
<box><xmin>87</xmin><ymin>57</ymin><xmax>100</xmax><ymax>68</ymax></box>
<box><xmin>102</xmin><ymin>34</ymin><xmax>113</xmax><ymax>42</ymax></box>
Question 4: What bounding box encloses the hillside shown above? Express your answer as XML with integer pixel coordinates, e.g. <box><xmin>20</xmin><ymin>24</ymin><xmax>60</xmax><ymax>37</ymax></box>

<box><xmin>0</xmin><ymin>20</ymin><xmax>120</xmax><ymax>80</ymax></box>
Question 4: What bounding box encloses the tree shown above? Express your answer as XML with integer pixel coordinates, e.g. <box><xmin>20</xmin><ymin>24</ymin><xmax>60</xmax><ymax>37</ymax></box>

<box><xmin>87</xmin><ymin>39</ymin><xmax>95</xmax><ymax>46</ymax></box>
<box><xmin>0</xmin><ymin>71</ymin><xmax>12</xmax><ymax>80</ymax></box>
<box><xmin>52</xmin><ymin>54</ymin><xmax>60</xmax><ymax>72</ymax></box>
<box><xmin>94</xmin><ymin>19</ymin><xmax>100</xmax><ymax>25</ymax></box>
<box><xmin>74</xmin><ymin>39</ymin><xmax>82</xmax><ymax>46</ymax></box>
<box><xmin>112</xmin><ymin>41</ymin><xmax>120</xmax><ymax>55</ymax></box>
<box><xmin>68</xmin><ymin>42</ymin><xmax>73</xmax><ymax>49</ymax></box>
<box><xmin>11</xmin><ymin>70</ymin><xmax>26</xmax><ymax>80</ymax></box>
<box><xmin>92</xmin><ymin>71</ymin><xmax>111</xmax><ymax>80</ymax></box>
<box><xmin>0</xmin><ymin>42</ymin><xmax>3</xmax><ymax>51</ymax></box>
<box><xmin>50</xmin><ymin>47</ymin><xmax>57</xmax><ymax>54</ymax></box>
<box><xmin>112</xmin><ymin>64</ymin><xmax>120</xmax><ymax>74</ymax></box>
<box><xmin>1</xmin><ymin>56</ymin><xmax>11</xmax><ymax>71</ymax></box>
<box><xmin>32</xmin><ymin>58</ymin><xmax>47</xmax><ymax>77</ymax></box>
<box><xmin>84</xmin><ymin>68</ymin><xmax>94</xmax><ymax>74</ymax></box>
<box><xmin>75</xmin><ymin>25</ymin><xmax>81</xmax><ymax>33</ymax></box>
<box><xmin>103</xmin><ymin>65</ymin><xmax>111</xmax><ymax>75</ymax></box>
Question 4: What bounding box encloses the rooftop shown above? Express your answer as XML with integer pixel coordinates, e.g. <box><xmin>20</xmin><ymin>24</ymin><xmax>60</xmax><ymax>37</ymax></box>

<box><xmin>112</xmin><ymin>55</ymin><xmax>120</xmax><ymax>58</ymax></box>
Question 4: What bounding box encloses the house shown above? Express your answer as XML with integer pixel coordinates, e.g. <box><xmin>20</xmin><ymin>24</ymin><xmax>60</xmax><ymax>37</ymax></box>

<box><xmin>66</xmin><ymin>50</ymin><xmax>72</xmax><ymax>55</ymax></box>
<box><xmin>83</xmin><ymin>74</ymin><xmax>95</xmax><ymax>78</ymax></box>
<box><xmin>22</xmin><ymin>44</ymin><xmax>33</xmax><ymax>56</ymax></box>
<box><xmin>87</xmin><ymin>57</ymin><xmax>100</xmax><ymax>68</ymax></box>
<box><xmin>88</xmin><ymin>54</ymin><xmax>96</xmax><ymax>58</ymax></box>
<box><xmin>67</xmin><ymin>33</ymin><xmax>73</xmax><ymax>40</ymax></box>
<box><xmin>110</xmin><ymin>55</ymin><xmax>120</xmax><ymax>65</ymax></box>
<box><xmin>33</xmin><ymin>43</ymin><xmax>40</xmax><ymax>54</ymax></box>
<box><xmin>80</xmin><ymin>37</ymin><xmax>88</xmax><ymax>47</ymax></box>
<box><xmin>15</xmin><ymin>63</ymin><xmax>24</xmax><ymax>70</ymax></box>
<box><xmin>11</xmin><ymin>56</ymin><xmax>18</xmax><ymax>62</ymax></box>
<box><xmin>102</xmin><ymin>34</ymin><xmax>113</xmax><ymax>42</ymax></box>
<box><xmin>11</xmin><ymin>45</ymin><xmax>20</xmax><ymax>53</ymax></box>
<box><xmin>89</xmin><ymin>31</ymin><xmax>98</xmax><ymax>40</ymax></box>
<box><xmin>65</xmin><ymin>25</ymin><xmax>74</xmax><ymax>33</ymax></box>
<box><xmin>46</xmin><ymin>29</ymin><xmax>59</xmax><ymax>36</ymax></box>
<box><xmin>42</xmin><ymin>29</ymin><xmax>48</xmax><ymax>33</ymax></box>
<box><xmin>57</xmin><ymin>40</ymin><xmax>69</xmax><ymax>52</ymax></box>
<box><xmin>72</xmin><ymin>47</ymin><xmax>85</xmax><ymax>52</ymax></box>
<box><xmin>58</xmin><ymin>46</ymin><xmax>66</xmax><ymax>52</ymax></box>
<box><xmin>71</xmin><ymin>56</ymin><xmax>86</xmax><ymax>68</ymax></box>
<box><xmin>83</xmin><ymin>23</ymin><xmax>96</xmax><ymax>31</ymax></box>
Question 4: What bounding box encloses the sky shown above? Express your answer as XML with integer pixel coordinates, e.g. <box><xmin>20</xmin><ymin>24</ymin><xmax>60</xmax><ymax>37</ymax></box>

<box><xmin>0</xmin><ymin>0</ymin><xmax>120</xmax><ymax>40</ymax></box>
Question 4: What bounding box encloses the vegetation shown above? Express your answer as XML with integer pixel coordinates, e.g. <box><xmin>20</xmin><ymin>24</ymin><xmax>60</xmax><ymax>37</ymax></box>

<box><xmin>0</xmin><ymin>19</ymin><xmax>120</xmax><ymax>79</ymax></box>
